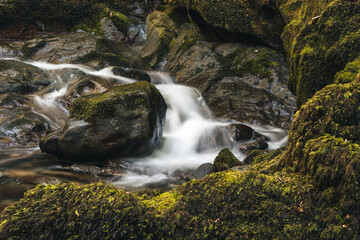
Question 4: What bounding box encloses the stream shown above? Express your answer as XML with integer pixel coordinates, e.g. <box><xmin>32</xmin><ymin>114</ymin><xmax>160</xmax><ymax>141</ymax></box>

<box><xmin>0</xmin><ymin>59</ymin><xmax>288</xmax><ymax>209</ymax></box>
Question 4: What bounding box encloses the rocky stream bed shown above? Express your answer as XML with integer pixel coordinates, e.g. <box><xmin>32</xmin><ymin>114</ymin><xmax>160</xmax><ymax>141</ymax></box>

<box><xmin>0</xmin><ymin>0</ymin><xmax>360</xmax><ymax>239</ymax></box>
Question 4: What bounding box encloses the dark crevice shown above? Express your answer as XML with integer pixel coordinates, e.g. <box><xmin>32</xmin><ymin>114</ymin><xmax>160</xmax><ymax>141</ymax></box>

<box><xmin>171</xmin><ymin>8</ymin><xmax>284</xmax><ymax>51</ymax></box>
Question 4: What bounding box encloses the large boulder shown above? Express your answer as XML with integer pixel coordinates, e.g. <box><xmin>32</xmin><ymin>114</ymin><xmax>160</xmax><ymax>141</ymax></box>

<box><xmin>40</xmin><ymin>81</ymin><xmax>167</xmax><ymax>161</ymax></box>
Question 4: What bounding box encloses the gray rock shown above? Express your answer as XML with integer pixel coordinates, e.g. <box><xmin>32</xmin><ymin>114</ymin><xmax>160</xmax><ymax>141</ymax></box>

<box><xmin>189</xmin><ymin>163</ymin><xmax>216</xmax><ymax>180</ymax></box>
<box><xmin>0</xmin><ymin>59</ymin><xmax>52</xmax><ymax>95</ymax></box>
<box><xmin>100</xmin><ymin>17</ymin><xmax>125</xmax><ymax>42</ymax></box>
<box><xmin>22</xmin><ymin>33</ymin><xmax>99</xmax><ymax>64</ymax></box>
<box><xmin>112</xmin><ymin>67</ymin><xmax>151</xmax><ymax>82</ymax></box>
<box><xmin>240</xmin><ymin>139</ymin><xmax>269</xmax><ymax>155</ymax></box>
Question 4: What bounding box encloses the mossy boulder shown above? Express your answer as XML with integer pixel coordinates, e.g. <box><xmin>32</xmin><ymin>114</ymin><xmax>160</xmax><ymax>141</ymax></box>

<box><xmin>277</xmin><ymin>76</ymin><xmax>360</xmax><ymax>210</ymax></box>
<box><xmin>213</xmin><ymin>148</ymin><xmax>242</xmax><ymax>171</ymax></box>
<box><xmin>40</xmin><ymin>81</ymin><xmax>167</xmax><ymax>161</ymax></box>
<box><xmin>285</xmin><ymin>0</ymin><xmax>360</xmax><ymax>106</ymax></box>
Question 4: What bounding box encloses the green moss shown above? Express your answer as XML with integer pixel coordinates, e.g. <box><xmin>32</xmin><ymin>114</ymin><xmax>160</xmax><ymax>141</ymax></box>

<box><xmin>0</xmin><ymin>183</ymin><xmax>160</xmax><ymax>239</ymax></box>
<box><xmin>335</xmin><ymin>57</ymin><xmax>360</xmax><ymax>84</ymax></box>
<box><xmin>1</xmin><ymin>1</ymin><xmax>130</xmax><ymax>36</ymax></box>
<box><xmin>213</xmin><ymin>148</ymin><xmax>242</xmax><ymax>171</ymax></box>
<box><xmin>70</xmin><ymin>81</ymin><xmax>160</xmax><ymax>123</ymax></box>
<box><xmin>286</xmin><ymin>0</ymin><xmax>360</xmax><ymax>107</ymax></box>
<box><xmin>175</xmin><ymin>31</ymin><xmax>199</xmax><ymax>56</ymax></box>
<box><xmin>217</xmin><ymin>47</ymin><xmax>277</xmax><ymax>80</ymax></box>
<box><xmin>72</xmin><ymin>4</ymin><xmax>129</xmax><ymax>36</ymax></box>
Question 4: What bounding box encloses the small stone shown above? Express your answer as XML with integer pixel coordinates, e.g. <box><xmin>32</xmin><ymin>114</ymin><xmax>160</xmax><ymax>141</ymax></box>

<box><xmin>213</xmin><ymin>148</ymin><xmax>242</xmax><ymax>172</ymax></box>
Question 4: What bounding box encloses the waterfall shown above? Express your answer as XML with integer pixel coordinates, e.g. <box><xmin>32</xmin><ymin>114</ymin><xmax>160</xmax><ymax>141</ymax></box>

<box><xmin>0</xmin><ymin>58</ymin><xmax>288</xmax><ymax>189</ymax></box>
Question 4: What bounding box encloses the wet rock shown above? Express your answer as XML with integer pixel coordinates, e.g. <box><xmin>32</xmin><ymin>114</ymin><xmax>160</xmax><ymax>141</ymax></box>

<box><xmin>40</xmin><ymin>81</ymin><xmax>167</xmax><ymax>161</ymax></box>
<box><xmin>0</xmin><ymin>99</ymin><xmax>55</xmax><ymax>148</ymax></box>
<box><xmin>213</xmin><ymin>148</ymin><xmax>242</xmax><ymax>171</ymax></box>
<box><xmin>0</xmin><ymin>41</ymin><xmax>23</xmax><ymax>58</ymax></box>
<box><xmin>0</xmin><ymin>93</ymin><xmax>29</xmax><ymax>109</ymax></box>
<box><xmin>112</xmin><ymin>67</ymin><xmax>151</xmax><ymax>82</ymax></box>
<box><xmin>166</xmin><ymin>39</ymin><xmax>296</xmax><ymax>128</ymax></box>
<box><xmin>189</xmin><ymin>163</ymin><xmax>216</xmax><ymax>180</ymax></box>
<box><xmin>240</xmin><ymin>139</ymin><xmax>269</xmax><ymax>155</ymax></box>
<box><xmin>230</xmin><ymin>123</ymin><xmax>270</xmax><ymax>142</ymax></box>
<box><xmin>0</xmin><ymin>59</ymin><xmax>52</xmax><ymax>95</ymax></box>
<box><xmin>170</xmin><ymin>169</ymin><xmax>190</xmax><ymax>181</ymax></box>
<box><xmin>21</xmin><ymin>33</ymin><xmax>99</xmax><ymax>64</ymax></box>
<box><xmin>0</xmin><ymin>23</ymin><xmax>42</xmax><ymax>40</ymax></box>
<box><xmin>100</xmin><ymin>17</ymin><xmax>126</xmax><ymax>42</ymax></box>
<box><xmin>64</xmin><ymin>74</ymin><xmax>112</xmax><ymax>102</ymax></box>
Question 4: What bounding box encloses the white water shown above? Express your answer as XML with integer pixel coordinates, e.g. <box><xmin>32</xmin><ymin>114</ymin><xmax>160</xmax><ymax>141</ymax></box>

<box><xmin>0</xmin><ymin>58</ymin><xmax>288</xmax><ymax>189</ymax></box>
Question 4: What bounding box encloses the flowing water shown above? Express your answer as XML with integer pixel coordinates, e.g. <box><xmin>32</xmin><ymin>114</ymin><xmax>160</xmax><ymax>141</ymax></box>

<box><xmin>0</xmin><ymin>59</ymin><xmax>288</xmax><ymax>209</ymax></box>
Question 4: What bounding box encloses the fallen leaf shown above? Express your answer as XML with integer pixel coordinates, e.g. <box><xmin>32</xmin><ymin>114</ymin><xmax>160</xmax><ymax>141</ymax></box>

<box><xmin>294</xmin><ymin>205</ymin><xmax>304</xmax><ymax>213</ymax></box>
<box><xmin>75</xmin><ymin>210</ymin><xmax>80</xmax><ymax>216</ymax></box>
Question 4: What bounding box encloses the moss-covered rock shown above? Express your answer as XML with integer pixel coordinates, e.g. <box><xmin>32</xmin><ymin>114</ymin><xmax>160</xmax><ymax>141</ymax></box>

<box><xmin>285</xmin><ymin>0</ymin><xmax>360</xmax><ymax>106</ymax></box>
<box><xmin>277</xmin><ymin>76</ymin><xmax>360</xmax><ymax>211</ymax></box>
<box><xmin>0</xmin><ymin>164</ymin><xmax>355</xmax><ymax>239</ymax></box>
<box><xmin>0</xmin><ymin>183</ymin><xmax>160</xmax><ymax>240</ymax></box>
<box><xmin>213</xmin><ymin>148</ymin><xmax>242</xmax><ymax>171</ymax></box>
<box><xmin>40</xmin><ymin>81</ymin><xmax>167</xmax><ymax>161</ymax></box>
<box><xmin>164</xmin><ymin>0</ymin><xmax>285</xmax><ymax>49</ymax></box>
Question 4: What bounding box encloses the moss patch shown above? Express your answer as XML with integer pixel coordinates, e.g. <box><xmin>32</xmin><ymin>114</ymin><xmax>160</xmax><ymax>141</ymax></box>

<box><xmin>213</xmin><ymin>148</ymin><xmax>242</xmax><ymax>171</ymax></box>
<box><xmin>70</xmin><ymin>81</ymin><xmax>160</xmax><ymax>123</ymax></box>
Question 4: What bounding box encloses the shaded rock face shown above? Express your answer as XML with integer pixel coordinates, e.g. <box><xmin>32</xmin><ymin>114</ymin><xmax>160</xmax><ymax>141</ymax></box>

<box><xmin>112</xmin><ymin>67</ymin><xmax>151</xmax><ymax>82</ymax></box>
<box><xmin>40</xmin><ymin>81</ymin><xmax>167</xmax><ymax>161</ymax></box>
<box><xmin>165</xmin><ymin>0</ymin><xmax>285</xmax><ymax>50</ymax></box>
<box><xmin>166</xmin><ymin>40</ymin><xmax>296</xmax><ymax>128</ymax></box>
